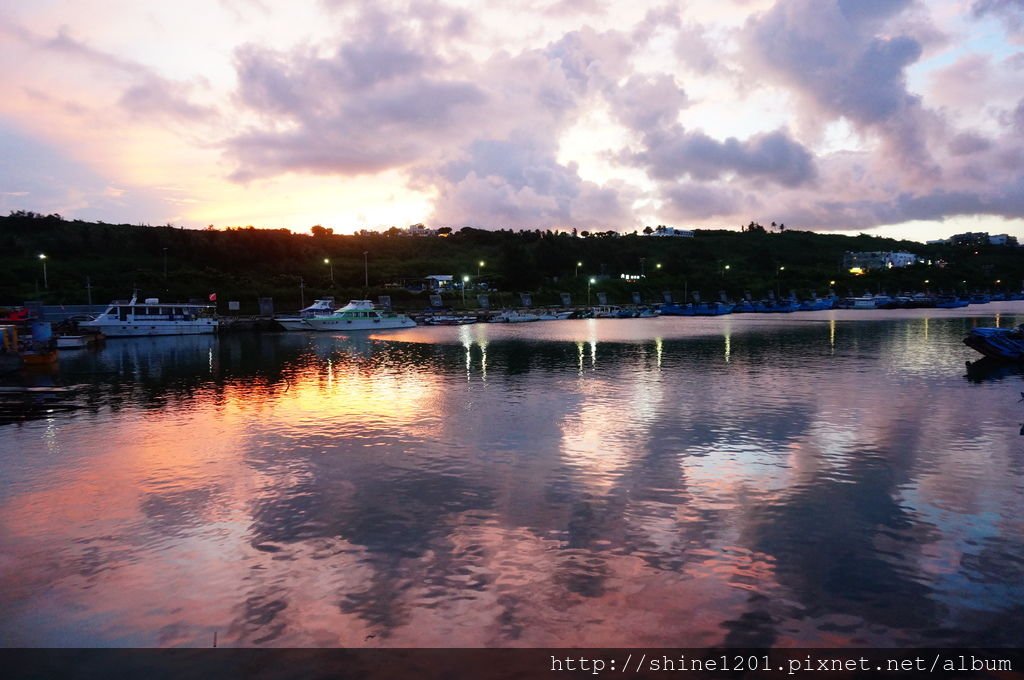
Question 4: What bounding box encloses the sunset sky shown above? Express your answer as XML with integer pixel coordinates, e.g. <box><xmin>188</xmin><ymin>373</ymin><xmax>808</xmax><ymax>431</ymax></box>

<box><xmin>1</xmin><ymin>0</ymin><xmax>1022</xmax><ymax>241</ymax></box>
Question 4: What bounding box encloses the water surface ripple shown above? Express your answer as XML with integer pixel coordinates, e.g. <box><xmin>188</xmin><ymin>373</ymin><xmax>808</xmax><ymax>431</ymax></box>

<box><xmin>1</xmin><ymin>308</ymin><xmax>1023</xmax><ymax>647</ymax></box>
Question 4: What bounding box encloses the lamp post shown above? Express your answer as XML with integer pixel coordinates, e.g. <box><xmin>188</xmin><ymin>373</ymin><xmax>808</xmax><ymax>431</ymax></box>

<box><xmin>576</xmin><ymin>261</ymin><xmax>582</xmax><ymax>278</ymax></box>
<box><xmin>162</xmin><ymin>247</ymin><xmax>168</xmax><ymax>280</ymax></box>
<box><xmin>478</xmin><ymin>260</ymin><xmax>485</xmax><ymax>277</ymax></box>
<box><xmin>588</xmin><ymin>277</ymin><xmax>596</xmax><ymax>306</ymax></box>
<box><xmin>299</xmin><ymin>276</ymin><xmax>305</xmax><ymax>308</ymax></box>
<box><xmin>363</xmin><ymin>251</ymin><xmax>368</xmax><ymax>289</ymax></box>
<box><xmin>640</xmin><ymin>257</ymin><xmax>646</xmax><ymax>278</ymax></box>
<box><xmin>462</xmin><ymin>275</ymin><xmax>470</xmax><ymax>305</ymax></box>
<box><xmin>656</xmin><ymin>263</ymin><xmax>662</xmax><ymax>272</ymax></box>
<box><xmin>777</xmin><ymin>265</ymin><xmax>785</xmax><ymax>297</ymax></box>
<box><xmin>325</xmin><ymin>258</ymin><xmax>334</xmax><ymax>285</ymax></box>
<box><xmin>39</xmin><ymin>253</ymin><xmax>48</xmax><ymax>289</ymax></box>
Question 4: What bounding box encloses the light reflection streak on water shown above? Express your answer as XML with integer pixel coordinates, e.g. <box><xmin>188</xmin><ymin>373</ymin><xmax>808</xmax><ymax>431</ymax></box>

<box><xmin>2</xmin><ymin>310</ymin><xmax>1024</xmax><ymax>648</ymax></box>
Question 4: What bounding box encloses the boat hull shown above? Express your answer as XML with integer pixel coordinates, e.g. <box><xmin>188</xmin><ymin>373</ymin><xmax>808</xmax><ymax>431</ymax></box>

<box><xmin>964</xmin><ymin>327</ymin><xmax>1024</xmax><ymax>361</ymax></box>
<box><xmin>79</xmin><ymin>321</ymin><xmax>218</xmax><ymax>337</ymax></box>
<box><xmin>275</xmin><ymin>318</ymin><xmax>313</xmax><ymax>331</ymax></box>
<box><xmin>305</xmin><ymin>318</ymin><xmax>415</xmax><ymax>331</ymax></box>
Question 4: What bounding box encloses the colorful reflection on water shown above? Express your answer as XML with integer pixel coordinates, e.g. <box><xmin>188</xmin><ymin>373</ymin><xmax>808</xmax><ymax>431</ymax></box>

<box><xmin>1</xmin><ymin>310</ymin><xmax>1023</xmax><ymax>647</ymax></box>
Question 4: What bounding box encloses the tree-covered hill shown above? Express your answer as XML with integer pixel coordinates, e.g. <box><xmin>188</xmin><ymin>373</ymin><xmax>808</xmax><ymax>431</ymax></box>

<box><xmin>1</xmin><ymin>213</ymin><xmax>1019</xmax><ymax>312</ymax></box>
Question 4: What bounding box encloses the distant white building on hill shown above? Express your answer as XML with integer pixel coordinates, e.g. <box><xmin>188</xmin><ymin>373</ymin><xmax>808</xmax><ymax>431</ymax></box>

<box><xmin>842</xmin><ymin>251</ymin><xmax>919</xmax><ymax>272</ymax></box>
<box><xmin>646</xmin><ymin>226</ymin><xmax>694</xmax><ymax>237</ymax></box>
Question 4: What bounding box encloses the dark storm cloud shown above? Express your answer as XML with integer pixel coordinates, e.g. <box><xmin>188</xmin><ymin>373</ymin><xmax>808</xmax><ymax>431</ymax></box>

<box><xmin>119</xmin><ymin>79</ymin><xmax>215</xmax><ymax>122</ymax></box>
<box><xmin>660</xmin><ymin>182</ymin><xmax>753</xmax><ymax>220</ymax></box>
<box><xmin>428</xmin><ymin>132</ymin><xmax>633</xmax><ymax>228</ymax></box>
<box><xmin>629</xmin><ymin>126</ymin><xmax>817</xmax><ymax>187</ymax></box>
<box><xmin>741</xmin><ymin>0</ymin><xmax>935</xmax><ymax>174</ymax></box>
<box><xmin>948</xmin><ymin>132</ymin><xmax>992</xmax><ymax>156</ymax></box>
<box><xmin>972</xmin><ymin>0</ymin><xmax>1024</xmax><ymax>33</ymax></box>
<box><xmin>228</xmin><ymin>30</ymin><xmax>486</xmax><ymax>179</ymax></box>
<box><xmin>226</xmin><ymin>6</ymin><xmax>637</xmax><ymax>226</ymax></box>
<box><xmin>605</xmin><ymin>73</ymin><xmax>688</xmax><ymax>131</ymax></box>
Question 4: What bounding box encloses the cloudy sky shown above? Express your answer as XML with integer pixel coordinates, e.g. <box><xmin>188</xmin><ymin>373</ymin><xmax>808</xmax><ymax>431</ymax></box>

<box><xmin>1</xmin><ymin>0</ymin><xmax>1022</xmax><ymax>241</ymax></box>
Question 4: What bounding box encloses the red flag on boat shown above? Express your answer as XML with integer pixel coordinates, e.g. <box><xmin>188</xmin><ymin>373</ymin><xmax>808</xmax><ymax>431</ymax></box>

<box><xmin>209</xmin><ymin>293</ymin><xmax>217</xmax><ymax>302</ymax></box>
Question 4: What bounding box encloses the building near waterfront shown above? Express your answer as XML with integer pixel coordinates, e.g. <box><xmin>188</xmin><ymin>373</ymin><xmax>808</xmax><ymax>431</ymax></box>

<box><xmin>842</xmin><ymin>251</ymin><xmax>919</xmax><ymax>273</ymax></box>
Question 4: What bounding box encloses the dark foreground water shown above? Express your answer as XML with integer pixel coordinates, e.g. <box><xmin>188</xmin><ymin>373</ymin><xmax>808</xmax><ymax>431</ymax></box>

<box><xmin>2</xmin><ymin>307</ymin><xmax>1023</xmax><ymax>648</ymax></box>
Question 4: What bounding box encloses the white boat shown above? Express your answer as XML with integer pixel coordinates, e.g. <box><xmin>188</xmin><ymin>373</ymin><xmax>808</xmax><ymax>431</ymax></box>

<box><xmin>490</xmin><ymin>310</ymin><xmax>541</xmax><ymax>323</ymax></box>
<box><xmin>56</xmin><ymin>335</ymin><xmax>89</xmax><ymax>349</ymax></box>
<box><xmin>422</xmin><ymin>315</ymin><xmax>477</xmax><ymax>326</ymax></box>
<box><xmin>80</xmin><ymin>295</ymin><xmax>218</xmax><ymax>337</ymax></box>
<box><xmin>303</xmin><ymin>300</ymin><xmax>416</xmax><ymax>331</ymax></box>
<box><xmin>276</xmin><ymin>298</ymin><xmax>336</xmax><ymax>331</ymax></box>
<box><xmin>535</xmin><ymin>310</ymin><xmax>573</xmax><ymax>321</ymax></box>
<box><xmin>845</xmin><ymin>294</ymin><xmax>891</xmax><ymax>309</ymax></box>
<box><xmin>591</xmin><ymin>305</ymin><xmax>623</xmax><ymax>318</ymax></box>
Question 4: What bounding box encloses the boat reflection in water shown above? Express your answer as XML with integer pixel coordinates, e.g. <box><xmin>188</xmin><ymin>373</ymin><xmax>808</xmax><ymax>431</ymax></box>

<box><xmin>2</xmin><ymin>311</ymin><xmax>1024</xmax><ymax>648</ymax></box>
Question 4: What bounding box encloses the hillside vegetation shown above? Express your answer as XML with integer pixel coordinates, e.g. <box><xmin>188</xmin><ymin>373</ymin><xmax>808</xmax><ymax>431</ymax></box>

<box><xmin>2</xmin><ymin>213</ymin><xmax>1019</xmax><ymax>313</ymax></box>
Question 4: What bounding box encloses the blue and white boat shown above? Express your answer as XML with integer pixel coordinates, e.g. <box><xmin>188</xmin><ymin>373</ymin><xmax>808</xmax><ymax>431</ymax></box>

<box><xmin>935</xmin><ymin>295</ymin><xmax>970</xmax><ymax>309</ymax></box>
<box><xmin>964</xmin><ymin>325</ymin><xmax>1024</xmax><ymax>361</ymax></box>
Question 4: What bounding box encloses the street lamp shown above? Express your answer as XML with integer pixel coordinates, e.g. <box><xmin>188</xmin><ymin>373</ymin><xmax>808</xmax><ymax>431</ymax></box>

<box><xmin>324</xmin><ymin>258</ymin><xmax>334</xmax><ymax>285</ymax></box>
<box><xmin>363</xmin><ymin>251</ymin><xmax>368</xmax><ymax>289</ymax></box>
<box><xmin>39</xmin><ymin>253</ymin><xmax>47</xmax><ymax>289</ymax></box>
<box><xmin>162</xmin><ymin>247</ymin><xmax>168</xmax><ymax>280</ymax></box>
<box><xmin>576</xmin><ymin>261</ymin><xmax>582</xmax><ymax>278</ymax></box>
<box><xmin>462</xmin><ymin>275</ymin><xmax>470</xmax><ymax>305</ymax></box>
<box><xmin>777</xmin><ymin>265</ymin><xmax>785</xmax><ymax>297</ymax></box>
<box><xmin>640</xmin><ymin>257</ymin><xmax>646</xmax><ymax>278</ymax></box>
<box><xmin>478</xmin><ymin>260</ymin><xmax>485</xmax><ymax>277</ymax></box>
<box><xmin>656</xmin><ymin>263</ymin><xmax>662</xmax><ymax>271</ymax></box>
<box><xmin>588</xmin><ymin>277</ymin><xmax>596</xmax><ymax>306</ymax></box>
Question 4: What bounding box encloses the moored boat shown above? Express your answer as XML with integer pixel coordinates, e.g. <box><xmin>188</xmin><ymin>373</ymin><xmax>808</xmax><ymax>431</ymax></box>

<box><xmin>276</xmin><ymin>298</ymin><xmax>336</xmax><ymax>331</ymax></box>
<box><xmin>422</xmin><ymin>314</ymin><xmax>477</xmax><ymax>325</ymax></box>
<box><xmin>490</xmin><ymin>310</ymin><xmax>541</xmax><ymax>323</ymax></box>
<box><xmin>304</xmin><ymin>300</ymin><xmax>416</xmax><ymax>331</ymax></box>
<box><xmin>55</xmin><ymin>333</ymin><xmax>99</xmax><ymax>350</ymax></box>
<box><xmin>80</xmin><ymin>294</ymin><xmax>218</xmax><ymax>337</ymax></box>
<box><xmin>964</xmin><ymin>325</ymin><xmax>1024</xmax><ymax>361</ymax></box>
<box><xmin>935</xmin><ymin>295</ymin><xmax>970</xmax><ymax>309</ymax></box>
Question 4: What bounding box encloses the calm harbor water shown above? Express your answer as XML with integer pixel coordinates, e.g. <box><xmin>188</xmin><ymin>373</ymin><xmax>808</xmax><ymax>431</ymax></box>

<box><xmin>2</xmin><ymin>306</ymin><xmax>1024</xmax><ymax>648</ymax></box>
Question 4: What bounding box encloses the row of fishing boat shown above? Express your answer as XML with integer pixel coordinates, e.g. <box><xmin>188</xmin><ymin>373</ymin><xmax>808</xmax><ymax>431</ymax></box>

<box><xmin>271</xmin><ymin>290</ymin><xmax>1023</xmax><ymax>330</ymax></box>
<box><xmin>25</xmin><ymin>290</ymin><xmax>1023</xmax><ymax>339</ymax></box>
